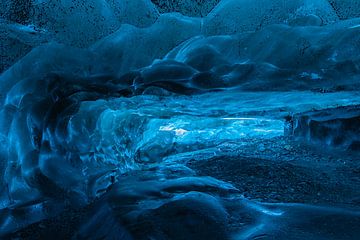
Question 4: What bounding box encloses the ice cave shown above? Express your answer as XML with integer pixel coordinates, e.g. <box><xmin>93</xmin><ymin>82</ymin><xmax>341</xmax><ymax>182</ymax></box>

<box><xmin>1</xmin><ymin>0</ymin><xmax>360</xmax><ymax>239</ymax></box>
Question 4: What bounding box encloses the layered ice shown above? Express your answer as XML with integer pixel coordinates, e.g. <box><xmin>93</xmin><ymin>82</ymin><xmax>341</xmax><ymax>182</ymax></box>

<box><xmin>289</xmin><ymin>105</ymin><xmax>360</xmax><ymax>150</ymax></box>
<box><xmin>92</xmin><ymin>13</ymin><xmax>202</xmax><ymax>75</ymax></box>
<box><xmin>1</xmin><ymin>0</ymin><xmax>360</xmax><ymax>239</ymax></box>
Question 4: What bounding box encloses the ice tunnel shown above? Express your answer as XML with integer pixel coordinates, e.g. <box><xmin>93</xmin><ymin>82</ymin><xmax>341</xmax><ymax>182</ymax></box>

<box><xmin>1</xmin><ymin>0</ymin><xmax>360</xmax><ymax>239</ymax></box>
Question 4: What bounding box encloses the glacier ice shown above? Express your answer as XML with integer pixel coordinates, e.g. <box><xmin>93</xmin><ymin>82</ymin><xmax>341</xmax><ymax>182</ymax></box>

<box><xmin>152</xmin><ymin>0</ymin><xmax>220</xmax><ymax>17</ymax></box>
<box><xmin>289</xmin><ymin>105</ymin><xmax>360</xmax><ymax>150</ymax></box>
<box><xmin>1</xmin><ymin>0</ymin><xmax>360</xmax><ymax>239</ymax></box>
<box><xmin>3</xmin><ymin>0</ymin><xmax>360</xmax><ymax>73</ymax></box>
<box><xmin>204</xmin><ymin>0</ymin><xmax>339</xmax><ymax>35</ymax></box>
<box><xmin>92</xmin><ymin>13</ymin><xmax>202</xmax><ymax>76</ymax></box>
<box><xmin>30</xmin><ymin>0</ymin><xmax>160</xmax><ymax>47</ymax></box>
<box><xmin>329</xmin><ymin>0</ymin><xmax>360</xmax><ymax>19</ymax></box>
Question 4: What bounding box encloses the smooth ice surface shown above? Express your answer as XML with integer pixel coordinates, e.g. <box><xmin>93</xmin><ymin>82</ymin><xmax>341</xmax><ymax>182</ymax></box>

<box><xmin>1</xmin><ymin>0</ymin><xmax>360</xmax><ymax>239</ymax></box>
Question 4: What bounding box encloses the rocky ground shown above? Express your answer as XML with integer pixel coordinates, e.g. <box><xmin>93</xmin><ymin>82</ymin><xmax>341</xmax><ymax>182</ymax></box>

<box><xmin>10</xmin><ymin>136</ymin><xmax>360</xmax><ymax>239</ymax></box>
<box><xmin>190</xmin><ymin>136</ymin><xmax>360</xmax><ymax>208</ymax></box>
<box><xmin>6</xmin><ymin>134</ymin><xmax>360</xmax><ymax>240</ymax></box>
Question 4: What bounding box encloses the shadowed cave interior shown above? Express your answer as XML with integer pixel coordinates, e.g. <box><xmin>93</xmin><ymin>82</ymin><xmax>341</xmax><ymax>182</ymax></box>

<box><xmin>1</xmin><ymin>0</ymin><xmax>360</xmax><ymax>239</ymax></box>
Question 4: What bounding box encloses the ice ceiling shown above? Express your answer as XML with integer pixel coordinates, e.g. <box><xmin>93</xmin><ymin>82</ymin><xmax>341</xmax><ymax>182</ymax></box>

<box><xmin>1</xmin><ymin>0</ymin><xmax>360</xmax><ymax>239</ymax></box>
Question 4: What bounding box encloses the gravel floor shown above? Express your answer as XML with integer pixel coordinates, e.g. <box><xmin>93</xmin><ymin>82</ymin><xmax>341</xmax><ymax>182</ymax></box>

<box><xmin>189</xmin><ymin>136</ymin><xmax>360</xmax><ymax>208</ymax></box>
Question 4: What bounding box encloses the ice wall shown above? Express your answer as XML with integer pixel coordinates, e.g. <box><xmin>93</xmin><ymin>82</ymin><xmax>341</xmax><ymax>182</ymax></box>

<box><xmin>204</xmin><ymin>0</ymin><xmax>339</xmax><ymax>35</ymax></box>
<box><xmin>2</xmin><ymin>0</ymin><xmax>360</xmax><ymax>72</ymax></box>
<box><xmin>329</xmin><ymin>0</ymin><xmax>360</xmax><ymax>19</ymax></box>
<box><xmin>1</xmin><ymin>0</ymin><xmax>360</xmax><ymax>238</ymax></box>
<box><xmin>152</xmin><ymin>0</ymin><xmax>220</xmax><ymax>17</ymax></box>
<box><xmin>2</xmin><ymin>1</ymin><xmax>360</xmax><ymax>209</ymax></box>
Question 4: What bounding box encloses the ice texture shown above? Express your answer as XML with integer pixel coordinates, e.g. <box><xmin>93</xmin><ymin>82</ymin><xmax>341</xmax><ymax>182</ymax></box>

<box><xmin>204</xmin><ymin>0</ymin><xmax>339</xmax><ymax>35</ymax></box>
<box><xmin>329</xmin><ymin>0</ymin><xmax>360</xmax><ymax>19</ymax></box>
<box><xmin>1</xmin><ymin>0</ymin><xmax>360</xmax><ymax>239</ymax></box>
<box><xmin>289</xmin><ymin>105</ymin><xmax>360</xmax><ymax>150</ymax></box>
<box><xmin>152</xmin><ymin>0</ymin><xmax>220</xmax><ymax>17</ymax></box>
<box><xmin>31</xmin><ymin>0</ymin><xmax>159</xmax><ymax>47</ymax></box>
<box><xmin>92</xmin><ymin>13</ymin><xmax>202</xmax><ymax>75</ymax></box>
